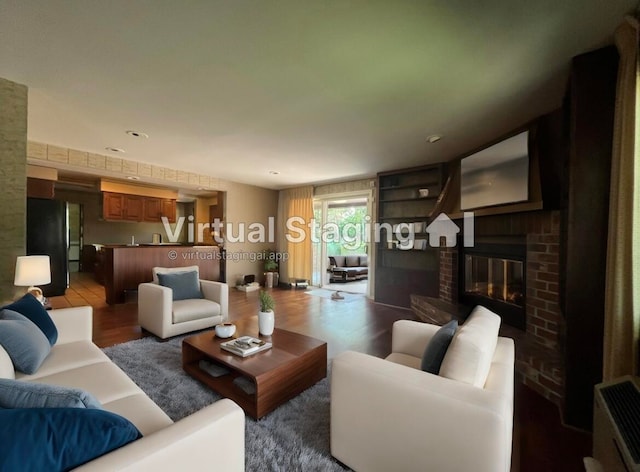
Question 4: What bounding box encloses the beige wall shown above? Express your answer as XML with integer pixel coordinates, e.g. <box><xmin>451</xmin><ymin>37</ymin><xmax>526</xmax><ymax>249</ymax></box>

<box><xmin>0</xmin><ymin>78</ymin><xmax>28</xmax><ymax>302</ymax></box>
<box><xmin>223</xmin><ymin>183</ymin><xmax>279</xmax><ymax>285</ymax></box>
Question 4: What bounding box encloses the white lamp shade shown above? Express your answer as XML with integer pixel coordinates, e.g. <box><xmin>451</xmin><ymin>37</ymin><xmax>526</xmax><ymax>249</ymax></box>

<box><xmin>14</xmin><ymin>255</ymin><xmax>51</xmax><ymax>286</ymax></box>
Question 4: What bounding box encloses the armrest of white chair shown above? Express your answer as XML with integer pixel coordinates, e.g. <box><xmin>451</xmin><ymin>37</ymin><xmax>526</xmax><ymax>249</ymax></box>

<box><xmin>391</xmin><ymin>320</ymin><xmax>441</xmax><ymax>358</ymax></box>
<box><xmin>138</xmin><ymin>283</ymin><xmax>173</xmax><ymax>338</ymax></box>
<box><xmin>331</xmin><ymin>351</ymin><xmax>512</xmax><ymax>472</ymax></box>
<box><xmin>200</xmin><ymin>280</ymin><xmax>228</xmax><ymax>321</ymax></box>
<box><xmin>74</xmin><ymin>399</ymin><xmax>245</xmax><ymax>471</ymax></box>
<box><xmin>48</xmin><ymin>306</ymin><xmax>93</xmax><ymax>344</ymax></box>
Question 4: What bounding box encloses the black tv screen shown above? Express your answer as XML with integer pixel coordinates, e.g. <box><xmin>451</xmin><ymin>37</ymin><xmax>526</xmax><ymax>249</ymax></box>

<box><xmin>460</xmin><ymin>131</ymin><xmax>529</xmax><ymax>210</ymax></box>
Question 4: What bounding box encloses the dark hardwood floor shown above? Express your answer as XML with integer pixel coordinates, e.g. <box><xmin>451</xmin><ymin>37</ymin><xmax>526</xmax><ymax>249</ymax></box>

<box><xmin>50</xmin><ymin>273</ymin><xmax>591</xmax><ymax>472</ymax></box>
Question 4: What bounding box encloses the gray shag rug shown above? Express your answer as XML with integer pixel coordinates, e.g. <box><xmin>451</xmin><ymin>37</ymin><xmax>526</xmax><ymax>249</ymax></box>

<box><xmin>102</xmin><ymin>334</ymin><xmax>348</xmax><ymax>471</ymax></box>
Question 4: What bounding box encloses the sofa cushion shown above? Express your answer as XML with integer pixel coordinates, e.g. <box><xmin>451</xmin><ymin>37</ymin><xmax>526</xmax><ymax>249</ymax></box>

<box><xmin>439</xmin><ymin>306</ymin><xmax>501</xmax><ymax>387</ymax></box>
<box><xmin>0</xmin><ymin>408</ymin><xmax>141</xmax><ymax>471</ymax></box>
<box><xmin>359</xmin><ymin>255</ymin><xmax>368</xmax><ymax>267</ymax></box>
<box><xmin>420</xmin><ymin>319</ymin><xmax>458</xmax><ymax>374</ymax></box>
<box><xmin>330</xmin><ymin>256</ymin><xmax>346</xmax><ymax>267</ymax></box>
<box><xmin>345</xmin><ymin>255</ymin><xmax>360</xmax><ymax>267</ymax></box>
<box><xmin>0</xmin><ymin>378</ymin><xmax>102</xmax><ymax>409</ymax></box>
<box><xmin>0</xmin><ymin>309</ymin><xmax>51</xmax><ymax>375</ymax></box>
<box><xmin>158</xmin><ymin>270</ymin><xmax>203</xmax><ymax>301</ymax></box>
<box><xmin>15</xmin><ymin>340</ymin><xmax>112</xmax><ymax>381</ymax></box>
<box><xmin>2</xmin><ymin>293</ymin><xmax>58</xmax><ymax>345</ymax></box>
<box><xmin>173</xmin><ymin>299</ymin><xmax>220</xmax><ymax>323</ymax></box>
<box><xmin>0</xmin><ymin>346</ymin><xmax>14</xmax><ymax>380</ymax></box>
<box><xmin>23</xmin><ymin>361</ymin><xmax>143</xmax><ymax>405</ymax></box>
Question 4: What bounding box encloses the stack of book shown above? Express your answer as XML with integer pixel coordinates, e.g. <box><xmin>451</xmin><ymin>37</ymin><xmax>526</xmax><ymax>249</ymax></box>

<box><xmin>221</xmin><ymin>336</ymin><xmax>272</xmax><ymax>357</ymax></box>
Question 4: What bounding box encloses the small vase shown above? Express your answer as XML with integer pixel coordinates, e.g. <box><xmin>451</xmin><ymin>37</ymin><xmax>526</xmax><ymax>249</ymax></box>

<box><xmin>258</xmin><ymin>310</ymin><xmax>275</xmax><ymax>336</ymax></box>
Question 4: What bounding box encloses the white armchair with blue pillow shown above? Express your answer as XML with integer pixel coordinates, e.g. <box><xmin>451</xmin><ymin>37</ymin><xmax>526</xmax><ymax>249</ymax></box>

<box><xmin>138</xmin><ymin>266</ymin><xmax>229</xmax><ymax>339</ymax></box>
<box><xmin>330</xmin><ymin>306</ymin><xmax>515</xmax><ymax>472</ymax></box>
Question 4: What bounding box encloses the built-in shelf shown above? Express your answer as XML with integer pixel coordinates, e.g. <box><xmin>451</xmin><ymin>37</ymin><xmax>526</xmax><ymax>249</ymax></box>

<box><xmin>375</xmin><ymin>163</ymin><xmax>447</xmax><ymax>307</ymax></box>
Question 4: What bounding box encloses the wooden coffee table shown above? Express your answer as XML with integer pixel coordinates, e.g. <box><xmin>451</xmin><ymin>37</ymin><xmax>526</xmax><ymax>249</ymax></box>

<box><xmin>182</xmin><ymin>327</ymin><xmax>327</xmax><ymax>419</ymax></box>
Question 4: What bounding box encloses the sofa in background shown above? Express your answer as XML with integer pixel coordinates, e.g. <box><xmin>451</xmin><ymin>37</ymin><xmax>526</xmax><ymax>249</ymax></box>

<box><xmin>328</xmin><ymin>254</ymin><xmax>368</xmax><ymax>282</ymax></box>
<box><xmin>0</xmin><ymin>306</ymin><xmax>244</xmax><ymax>471</ymax></box>
<box><xmin>330</xmin><ymin>306</ymin><xmax>515</xmax><ymax>472</ymax></box>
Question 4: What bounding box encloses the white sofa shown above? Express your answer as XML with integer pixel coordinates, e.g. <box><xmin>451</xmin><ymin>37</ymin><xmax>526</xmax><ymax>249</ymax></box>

<box><xmin>138</xmin><ymin>266</ymin><xmax>229</xmax><ymax>339</ymax></box>
<box><xmin>330</xmin><ymin>308</ymin><xmax>515</xmax><ymax>472</ymax></box>
<box><xmin>0</xmin><ymin>306</ymin><xmax>245</xmax><ymax>471</ymax></box>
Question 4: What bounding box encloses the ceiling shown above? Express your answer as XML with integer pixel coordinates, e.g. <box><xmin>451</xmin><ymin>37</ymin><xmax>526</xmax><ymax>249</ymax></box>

<box><xmin>0</xmin><ymin>1</ymin><xmax>636</xmax><ymax>190</ymax></box>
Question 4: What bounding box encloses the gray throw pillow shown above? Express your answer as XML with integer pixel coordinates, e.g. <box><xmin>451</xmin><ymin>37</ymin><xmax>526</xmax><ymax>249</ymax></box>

<box><xmin>0</xmin><ymin>378</ymin><xmax>102</xmax><ymax>409</ymax></box>
<box><xmin>421</xmin><ymin>320</ymin><xmax>458</xmax><ymax>374</ymax></box>
<box><xmin>157</xmin><ymin>271</ymin><xmax>204</xmax><ymax>301</ymax></box>
<box><xmin>0</xmin><ymin>309</ymin><xmax>51</xmax><ymax>374</ymax></box>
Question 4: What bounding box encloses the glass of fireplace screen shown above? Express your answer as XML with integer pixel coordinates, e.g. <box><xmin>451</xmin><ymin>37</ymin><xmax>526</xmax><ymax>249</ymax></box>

<box><xmin>464</xmin><ymin>255</ymin><xmax>524</xmax><ymax>307</ymax></box>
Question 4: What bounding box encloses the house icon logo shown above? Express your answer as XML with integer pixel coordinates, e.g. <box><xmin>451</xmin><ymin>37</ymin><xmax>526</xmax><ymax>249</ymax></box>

<box><xmin>425</xmin><ymin>213</ymin><xmax>460</xmax><ymax>247</ymax></box>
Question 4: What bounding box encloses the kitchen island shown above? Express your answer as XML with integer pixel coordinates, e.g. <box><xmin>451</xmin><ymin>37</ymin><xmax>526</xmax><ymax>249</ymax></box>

<box><xmin>103</xmin><ymin>245</ymin><xmax>223</xmax><ymax>304</ymax></box>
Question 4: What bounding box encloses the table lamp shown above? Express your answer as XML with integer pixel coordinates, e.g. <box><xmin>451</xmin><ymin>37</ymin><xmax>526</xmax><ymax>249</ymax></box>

<box><xmin>14</xmin><ymin>255</ymin><xmax>51</xmax><ymax>304</ymax></box>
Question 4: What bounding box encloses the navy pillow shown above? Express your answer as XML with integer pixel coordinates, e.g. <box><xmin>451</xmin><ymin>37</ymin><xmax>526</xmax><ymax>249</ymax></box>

<box><xmin>0</xmin><ymin>309</ymin><xmax>51</xmax><ymax>374</ymax></box>
<box><xmin>0</xmin><ymin>379</ymin><xmax>102</xmax><ymax>409</ymax></box>
<box><xmin>420</xmin><ymin>320</ymin><xmax>458</xmax><ymax>374</ymax></box>
<box><xmin>3</xmin><ymin>293</ymin><xmax>58</xmax><ymax>345</ymax></box>
<box><xmin>0</xmin><ymin>408</ymin><xmax>142</xmax><ymax>471</ymax></box>
<box><xmin>157</xmin><ymin>271</ymin><xmax>203</xmax><ymax>301</ymax></box>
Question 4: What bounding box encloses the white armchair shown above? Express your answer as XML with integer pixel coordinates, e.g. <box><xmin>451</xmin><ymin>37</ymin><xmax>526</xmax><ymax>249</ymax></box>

<box><xmin>138</xmin><ymin>266</ymin><xmax>229</xmax><ymax>339</ymax></box>
<box><xmin>330</xmin><ymin>308</ymin><xmax>515</xmax><ymax>472</ymax></box>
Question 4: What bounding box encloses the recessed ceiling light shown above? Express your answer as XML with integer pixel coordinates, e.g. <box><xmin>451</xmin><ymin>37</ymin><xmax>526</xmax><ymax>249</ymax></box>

<box><xmin>105</xmin><ymin>147</ymin><xmax>125</xmax><ymax>153</ymax></box>
<box><xmin>268</xmin><ymin>170</ymin><xmax>280</xmax><ymax>175</ymax></box>
<box><xmin>426</xmin><ymin>135</ymin><xmax>442</xmax><ymax>144</ymax></box>
<box><xmin>126</xmin><ymin>130</ymin><xmax>149</xmax><ymax>139</ymax></box>
<box><xmin>126</xmin><ymin>176</ymin><xmax>140</xmax><ymax>180</ymax></box>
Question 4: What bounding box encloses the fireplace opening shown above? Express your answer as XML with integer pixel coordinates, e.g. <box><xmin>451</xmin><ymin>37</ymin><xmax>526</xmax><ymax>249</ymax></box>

<box><xmin>460</xmin><ymin>236</ymin><xmax>526</xmax><ymax>330</ymax></box>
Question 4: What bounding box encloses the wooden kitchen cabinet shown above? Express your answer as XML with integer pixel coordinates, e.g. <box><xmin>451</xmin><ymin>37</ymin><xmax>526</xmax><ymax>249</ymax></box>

<box><xmin>144</xmin><ymin>198</ymin><xmax>162</xmax><ymax>222</ymax></box>
<box><xmin>103</xmin><ymin>192</ymin><xmax>124</xmax><ymax>220</ymax></box>
<box><xmin>123</xmin><ymin>195</ymin><xmax>144</xmax><ymax>221</ymax></box>
<box><xmin>161</xmin><ymin>199</ymin><xmax>176</xmax><ymax>223</ymax></box>
<box><xmin>103</xmin><ymin>192</ymin><xmax>176</xmax><ymax>222</ymax></box>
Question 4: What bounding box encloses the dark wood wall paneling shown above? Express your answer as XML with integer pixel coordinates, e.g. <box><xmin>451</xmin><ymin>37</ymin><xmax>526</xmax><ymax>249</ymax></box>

<box><xmin>562</xmin><ymin>46</ymin><xmax>618</xmax><ymax>430</ymax></box>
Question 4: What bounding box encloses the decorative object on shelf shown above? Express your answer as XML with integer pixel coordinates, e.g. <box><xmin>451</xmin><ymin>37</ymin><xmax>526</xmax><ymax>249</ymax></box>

<box><xmin>214</xmin><ymin>323</ymin><xmax>236</xmax><ymax>338</ymax></box>
<box><xmin>14</xmin><ymin>256</ymin><xmax>51</xmax><ymax>305</ymax></box>
<box><xmin>418</xmin><ymin>188</ymin><xmax>430</xmax><ymax>198</ymax></box>
<box><xmin>258</xmin><ymin>290</ymin><xmax>275</xmax><ymax>336</ymax></box>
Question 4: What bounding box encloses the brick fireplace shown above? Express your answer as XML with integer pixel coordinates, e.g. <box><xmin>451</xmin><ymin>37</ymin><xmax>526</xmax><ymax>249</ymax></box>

<box><xmin>419</xmin><ymin>210</ymin><xmax>565</xmax><ymax>405</ymax></box>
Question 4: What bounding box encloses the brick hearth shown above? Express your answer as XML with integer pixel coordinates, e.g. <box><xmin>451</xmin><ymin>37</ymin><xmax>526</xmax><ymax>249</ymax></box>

<box><xmin>413</xmin><ymin>210</ymin><xmax>565</xmax><ymax>405</ymax></box>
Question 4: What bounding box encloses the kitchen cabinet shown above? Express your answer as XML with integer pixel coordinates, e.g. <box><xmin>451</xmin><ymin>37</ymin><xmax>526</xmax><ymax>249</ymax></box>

<box><xmin>123</xmin><ymin>195</ymin><xmax>144</xmax><ymax>221</ymax></box>
<box><xmin>103</xmin><ymin>192</ymin><xmax>176</xmax><ymax>223</ymax></box>
<box><xmin>161</xmin><ymin>199</ymin><xmax>176</xmax><ymax>223</ymax></box>
<box><xmin>103</xmin><ymin>192</ymin><xmax>124</xmax><ymax>220</ymax></box>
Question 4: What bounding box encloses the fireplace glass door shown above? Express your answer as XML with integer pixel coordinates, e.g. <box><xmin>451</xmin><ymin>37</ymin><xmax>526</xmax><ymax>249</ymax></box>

<box><xmin>464</xmin><ymin>255</ymin><xmax>524</xmax><ymax>308</ymax></box>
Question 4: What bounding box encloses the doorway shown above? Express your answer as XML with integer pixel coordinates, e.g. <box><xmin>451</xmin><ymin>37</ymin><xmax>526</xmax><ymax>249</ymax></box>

<box><xmin>312</xmin><ymin>192</ymin><xmax>372</xmax><ymax>296</ymax></box>
<box><xmin>67</xmin><ymin>203</ymin><xmax>82</xmax><ymax>273</ymax></box>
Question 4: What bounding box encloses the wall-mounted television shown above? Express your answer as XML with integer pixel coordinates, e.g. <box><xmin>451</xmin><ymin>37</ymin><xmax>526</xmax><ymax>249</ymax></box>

<box><xmin>460</xmin><ymin>130</ymin><xmax>529</xmax><ymax>210</ymax></box>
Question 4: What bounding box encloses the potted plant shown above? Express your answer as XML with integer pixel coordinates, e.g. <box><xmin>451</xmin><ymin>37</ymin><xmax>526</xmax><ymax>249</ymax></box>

<box><xmin>258</xmin><ymin>290</ymin><xmax>275</xmax><ymax>336</ymax></box>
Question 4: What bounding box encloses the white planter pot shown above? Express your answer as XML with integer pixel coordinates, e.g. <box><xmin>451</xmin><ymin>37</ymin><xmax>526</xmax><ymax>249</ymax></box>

<box><xmin>258</xmin><ymin>310</ymin><xmax>275</xmax><ymax>336</ymax></box>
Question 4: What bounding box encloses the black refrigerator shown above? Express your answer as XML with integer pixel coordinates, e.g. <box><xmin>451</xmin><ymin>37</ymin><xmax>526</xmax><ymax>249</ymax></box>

<box><xmin>27</xmin><ymin>198</ymin><xmax>68</xmax><ymax>297</ymax></box>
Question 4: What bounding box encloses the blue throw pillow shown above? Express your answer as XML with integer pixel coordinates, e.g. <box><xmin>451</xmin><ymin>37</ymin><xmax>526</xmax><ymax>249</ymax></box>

<box><xmin>0</xmin><ymin>408</ymin><xmax>142</xmax><ymax>471</ymax></box>
<box><xmin>157</xmin><ymin>270</ymin><xmax>204</xmax><ymax>301</ymax></box>
<box><xmin>421</xmin><ymin>319</ymin><xmax>458</xmax><ymax>374</ymax></box>
<box><xmin>3</xmin><ymin>293</ymin><xmax>58</xmax><ymax>345</ymax></box>
<box><xmin>0</xmin><ymin>309</ymin><xmax>51</xmax><ymax>374</ymax></box>
<box><xmin>0</xmin><ymin>379</ymin><xmax>102</xmax><ymax>409</ymax></box>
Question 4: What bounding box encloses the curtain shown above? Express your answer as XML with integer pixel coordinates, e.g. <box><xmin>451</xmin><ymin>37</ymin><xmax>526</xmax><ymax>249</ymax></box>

<box><xmin>603</xmin><ymin>16</ymin><xmax>640</xmax><ymax>381</ymax></box>
<box><xmin>276</xmin><ymin>186</ymin><xmax>314</xmax><ymax>283</ymax></box>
